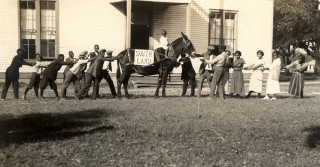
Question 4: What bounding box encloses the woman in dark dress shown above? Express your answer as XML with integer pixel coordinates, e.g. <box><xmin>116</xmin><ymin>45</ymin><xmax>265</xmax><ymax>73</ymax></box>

<box><xmin>230</xmin><ymin>51</ymin><xmax>246</xmax><ymax>98</ymax></box>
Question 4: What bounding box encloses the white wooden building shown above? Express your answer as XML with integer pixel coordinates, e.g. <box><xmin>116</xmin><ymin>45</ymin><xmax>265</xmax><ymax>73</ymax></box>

<box><xmin>0</xmin><ymin>0</ymin><xmax>274</xmax><ymax>75</ymax></box>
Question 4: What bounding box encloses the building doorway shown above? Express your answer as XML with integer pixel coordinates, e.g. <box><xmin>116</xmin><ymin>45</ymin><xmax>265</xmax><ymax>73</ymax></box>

<box><xmin>131</xmin><ymin>24</ymin><xmax>149</xmax><ymax>49</ymax></box>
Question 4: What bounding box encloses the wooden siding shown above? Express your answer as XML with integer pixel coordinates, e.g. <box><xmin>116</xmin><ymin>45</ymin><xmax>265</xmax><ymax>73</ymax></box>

<box><xmin>58</xmin><ymin>0</ymin><xmax>126</xmax><ymax>72</ymax></box>
<box><xmin>189</xmin><ymin>0</ymin><xmax>210</xmax><ymax>72</ymax></box>
<box><xmin>0</xmin><ymin>0</ymin><xmax>274</xmax><ymax>75</ymax></box>
<box><xmin>0</xmin><ymin>1</ymin><xmax>20</xmax><ymax>72</ymax></box>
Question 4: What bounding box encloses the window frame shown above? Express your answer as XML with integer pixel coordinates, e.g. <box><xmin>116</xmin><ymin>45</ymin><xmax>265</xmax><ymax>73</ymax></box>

<box><xmin>209</xmin><ymin>9</ymin><xmax>238</xmax><ymax>53</ymax></box>
<box><xmin>18</xmin><ymin>0</ymin><xmax>59</xmax><ymax>60</ymax></box>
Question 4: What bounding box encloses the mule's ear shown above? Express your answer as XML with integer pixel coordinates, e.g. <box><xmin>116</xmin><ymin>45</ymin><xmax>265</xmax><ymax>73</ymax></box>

<box><xmin>181</xmin><ymin>32</ymin><xmax>188</xmax><ymax>40</ymax></box>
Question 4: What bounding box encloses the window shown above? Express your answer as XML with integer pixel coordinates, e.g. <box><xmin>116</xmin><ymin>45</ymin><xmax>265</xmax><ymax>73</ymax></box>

<box><xmin>20</xmin><ymin>0</ymin><xmax>57</xmax><ymax>59</ymax></box>
<box><xmin>209</xmin><ymin>10</ymin><xmax>237</xmax><ymax>52</ymax></box>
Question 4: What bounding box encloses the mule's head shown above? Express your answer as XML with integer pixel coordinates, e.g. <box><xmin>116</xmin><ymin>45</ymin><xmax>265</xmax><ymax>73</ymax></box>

<box><xmin>181</xmin><ymin>32</ymin><xmax>196</xmax><ymax>56</ymax></box>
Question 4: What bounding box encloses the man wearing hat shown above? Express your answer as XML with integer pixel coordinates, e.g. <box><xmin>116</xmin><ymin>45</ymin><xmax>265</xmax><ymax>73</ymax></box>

<box><xmin>61</xmin><ymin>51</ymin><xmax>97</xmax><ymax>99</ymax></box>
<box><xmin>76</xmin><ymin>49</ymin><xmax>117</xmax><ymax>100</ymax></box>
<box><xmin>195</xmin><ymin>46</ymin><xmax>216</xmax><ymax>98</ymax></box>
<box><xmin>1</xmin><ymin>48</ymin><xmax>33</xmax><ymax>100</ymax></box>
<box><xmin>179</xmin><ymin>52</ymin><xmax>196</xmax><ymax>97</ymax></box>
<box><xmin>200</xmin><ymin>45</ymin><xmax>228</xmax><ymax>99</ymax></box>
<box><xmin>96</xmin><ymin>50</ymin><xmax>117</xmax><ymax>98</ymax></box>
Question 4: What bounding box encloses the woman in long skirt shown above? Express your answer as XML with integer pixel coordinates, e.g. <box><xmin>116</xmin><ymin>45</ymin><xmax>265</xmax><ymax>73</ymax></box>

<box><xmin>285</xmin><ymin>56</ymin><xmax>308</xmax><ymax>98</ymax></box>
<box><xmin>230</xmin><ymin>51</ymin><xmax>246</xmax><ymax>98</ymax></box>
<box><xmin>244</xmin><ymin>50</ymin><xmax>265</xmax><ymax>98</ymax></box>
<box><xmin>262</xmin><ymin>51</ymin><xmax>281</xmax><ymax>100</ymax></box>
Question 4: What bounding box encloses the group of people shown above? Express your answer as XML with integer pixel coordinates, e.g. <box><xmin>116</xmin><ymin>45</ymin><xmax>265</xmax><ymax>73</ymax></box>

<box><xmin>178</xmin><ymin>45</ymin><xmax>308</xmax><ymax>100</ymax></box>
<box><xmin>0</xmin><ymin>40</ymin><xmax>310</xmax><ymax>101</ymax></box>
<box><xmin>1</xmin><ymin>45</ymin><xmax>117</xmax><ymax>101</ymax></box>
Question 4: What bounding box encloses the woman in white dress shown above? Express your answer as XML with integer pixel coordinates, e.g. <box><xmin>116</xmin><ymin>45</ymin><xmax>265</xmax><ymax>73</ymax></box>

<box><xmin>244</xmin><ymin>50</ymin><xmax>265</xmax><ymax>98</ymax></box>
<box><xmin>262</xmin><ymin>51</ymin><xmax>281</xmax><ymax>100</ymax></box>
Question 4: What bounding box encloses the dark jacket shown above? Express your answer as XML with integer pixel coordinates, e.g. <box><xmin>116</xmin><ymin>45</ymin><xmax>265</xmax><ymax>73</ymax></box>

<box><xmin>43</xmin><ymin>59</ymin><xmax>71</xmax><ymax>80</ymax></box>
<box><xmin>179</xmin><ymin>56</ymin><xmax>195</xmax><ymax>80</ymax></box>
<box><xmin>86</xmin><ymin>53</ymin><xmax>116</xmax><ymax>78</ymax></box>
<box><xmin>6</xmin><ymin>55</ymin><xmax>33</xmax><ymax>80</ymax></box>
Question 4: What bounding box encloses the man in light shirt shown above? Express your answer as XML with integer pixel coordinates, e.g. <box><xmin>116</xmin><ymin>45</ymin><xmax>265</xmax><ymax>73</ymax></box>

<box><xmin>200</xmin><ymin>45</ymin><xmax>228</xmax><ymax>99</ymax></box>
<box><xmin>23</xmin><ymin>53</ymin><xmax>50</xmax><ymax>100</ymax></box>
<box><xmin>196</xmin><ymin>46</ymin><xmax>216</xmax><ymax>98</ymax></box>
<box><xmin>160</xmin><ymin>30</ymin><xmax>169</xmax><ymax>57</ymax></box>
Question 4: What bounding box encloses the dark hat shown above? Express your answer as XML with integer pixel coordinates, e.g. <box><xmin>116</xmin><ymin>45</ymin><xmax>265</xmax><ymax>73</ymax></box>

<box><xmin>207</xmin><ymin>46</ymin><xmax>215</xmax><ymax>50</ymax></box>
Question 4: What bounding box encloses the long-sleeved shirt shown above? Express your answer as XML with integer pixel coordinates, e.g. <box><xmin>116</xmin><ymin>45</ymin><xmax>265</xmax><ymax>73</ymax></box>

<box><xmin>32</xmin><ymin>61</ymin><xmax>51</xmax><ymax>74</ymax></box>
<box><xmin>42</xmin><ymin>59</ymin><xmax>72</xmax><ymax>80</ymax></box>
<box><xmin>160</xmin><ymin>35</ymin><xmax>169</xmax><ymax>50</ymax></box>
<box><xmin>267</xmin><ymin>58</ymin><xmax>281</xmax><ymax>80</ymax></box>
<box><xmin>6</xmin><ymin>55</ymin><xmax>33</xmax><ymax>80</ymax></box>
<box><xmin>285</xmin><ymin>60</ymin><xmax>308</xmax><ymax>73</ymax></box>
<box><xmin>70</xmin><ymin>59</ymin><xmax>89</xmax><ymax>75</ymax></box>
<box><xmin>205</xmin><ymin>52</ymin><xmax>228</xmax><ymax>67</ymax></box>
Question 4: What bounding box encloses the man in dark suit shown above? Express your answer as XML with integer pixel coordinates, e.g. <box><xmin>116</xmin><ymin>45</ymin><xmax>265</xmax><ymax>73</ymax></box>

<box><xmin>84</xmin><ymin>44</ymin><xmax>100</xmax><ymax>97</ymax></box>
<box><xmin>76</xmin><ymin>49</ymin><xmax>117</xmax><ymax>100</ymax></box>
<box><xmin>1</xmin><ymin>48</ymin><xmax>33</xmax><ymax>100</ymax></box>
<box><xmin>196</xmin><ymin>46</ymin><xmax>215</xmax><ymax>98</ymax></box>
<box><xmin>179</xmin><ymin>53</ymin><xmax>196</xmax><ymax>97</ymax></box>
<box><xmin>39</xmin><ymin>54</ymin><xmax>72</xmax><ymax>100</ymax></box>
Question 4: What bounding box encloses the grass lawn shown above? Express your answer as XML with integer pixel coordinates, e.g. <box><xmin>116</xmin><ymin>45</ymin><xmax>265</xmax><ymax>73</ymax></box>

<box><xmin>0</xmin><ymin>83</ymin><xmax>320</xmax><ymax>166</ymax></box>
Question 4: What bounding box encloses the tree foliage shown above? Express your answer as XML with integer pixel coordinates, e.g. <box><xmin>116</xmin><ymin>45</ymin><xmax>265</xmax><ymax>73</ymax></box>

<box><xmin>273</xmin><ymin>0</ymin><xmax>320</xmax><ymax>47</ymax></box>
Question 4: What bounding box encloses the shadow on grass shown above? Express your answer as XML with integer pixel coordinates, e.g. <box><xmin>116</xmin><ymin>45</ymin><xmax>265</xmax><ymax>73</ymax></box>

<box><xmin>303</xmin><ymin>126</ymin><xmax>320</xmax><ymax>148</ymax></box>
<box><xmin>0</xmin><ymin>109</ymin><xmax>114</xmax><ymax>147</ymax></box>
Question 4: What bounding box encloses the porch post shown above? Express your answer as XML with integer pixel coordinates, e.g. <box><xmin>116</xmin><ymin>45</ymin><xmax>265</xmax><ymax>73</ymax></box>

<box><xmin>126</xmin><ymin>0</ymin><xmax>132</xmax><ymax>48</ymax></box>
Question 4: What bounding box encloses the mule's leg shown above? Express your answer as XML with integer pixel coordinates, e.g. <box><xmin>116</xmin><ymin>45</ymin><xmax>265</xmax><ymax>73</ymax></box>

<box><xmin>155</xmin><ymin>74</ymin><xmax>163</xmax><ymax>97</ymax></box>
<box><xmin>161</xmin><ymin>71</ymin><xmax>169</xmax><ymax>97</ymax></box>
<box><xmin>123</xmin><ymin>71</ymin><xmax>133</xmax><ymax>98</ymax></box>
<box><xmin>117</xmin><ymin>77</ymin><xmax>123</xmax><ymax>98</ymax></box>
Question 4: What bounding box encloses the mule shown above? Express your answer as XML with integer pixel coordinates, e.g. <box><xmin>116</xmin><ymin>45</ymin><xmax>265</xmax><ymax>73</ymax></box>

<box><xmin>114</xmin><ymin>32</ymin><xmax>196</xmax><ymax>98</ymax></box>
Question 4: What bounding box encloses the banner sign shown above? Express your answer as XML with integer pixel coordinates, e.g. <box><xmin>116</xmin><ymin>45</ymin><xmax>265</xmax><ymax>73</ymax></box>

<box><xmin>134</xmin><ymin>49</ymin><xmax>154</xmax><ymax>65</ymax></box>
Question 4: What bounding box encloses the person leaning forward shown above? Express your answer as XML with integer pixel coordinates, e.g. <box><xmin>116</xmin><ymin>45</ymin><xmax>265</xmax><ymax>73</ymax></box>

<box><xmin>39</xmin><ymin>54</ymin><xmax>73</xmax><ymax>100</ymax></box>
<box><xmin>76</xmin><ymin>49</ymin><xmax>117</xmax><ymax>100</ymax></box>
<box><xmin>1</xmin><ymin>48</ymin><xmax>33</xmax><ymax>100</ymax></box>
<box><xmin>195</xmin><ymin>45</ymin><xmax>216</xmax><ymax>98</ymax></box>
<box><xmin>200</xmin><ymin>45</ymin><xmax>227</xmax><ymax>99</ymax></box>
<box><xmin>61</xmin><ymin>51</ymin><xmax>97</xmax><ymax>99</ymax></box>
